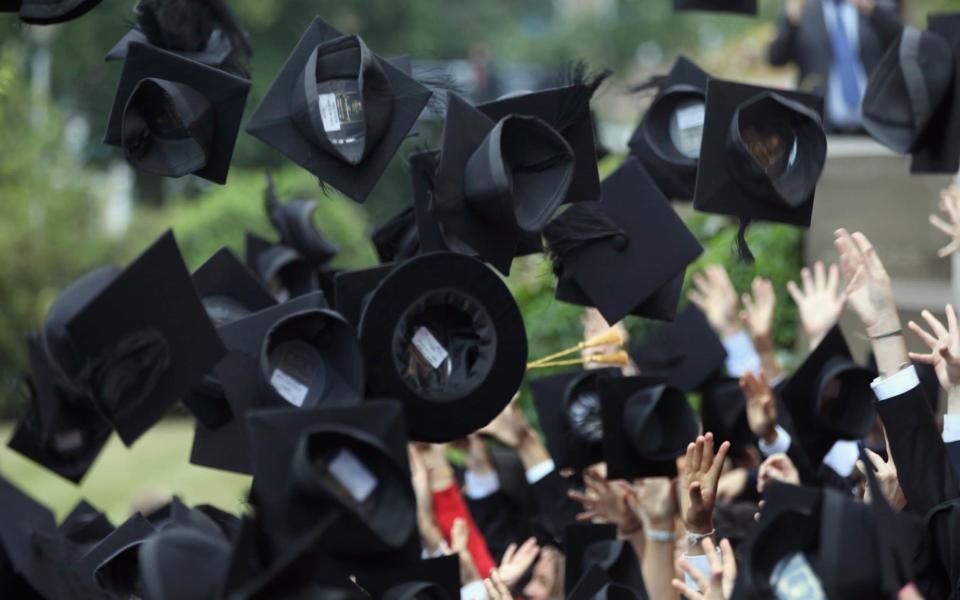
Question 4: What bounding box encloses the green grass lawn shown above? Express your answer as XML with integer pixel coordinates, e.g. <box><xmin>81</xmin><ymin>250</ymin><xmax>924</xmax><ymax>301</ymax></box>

<box><xmin>0</xmin><ymin>419</ymin><xmax>251</xmax><ymax>524</ymax></box>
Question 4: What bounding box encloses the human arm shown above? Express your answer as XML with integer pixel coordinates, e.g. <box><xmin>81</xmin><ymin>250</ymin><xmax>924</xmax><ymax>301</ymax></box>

<box><xmin>740</xmin><ymin>276</ymin><xmax>784</xmax><ymax>382</ymax></box>
<box><xmin>786</xmin><ymin>261</ymin><xmax>847</xmax><ymax>352</ymax></box>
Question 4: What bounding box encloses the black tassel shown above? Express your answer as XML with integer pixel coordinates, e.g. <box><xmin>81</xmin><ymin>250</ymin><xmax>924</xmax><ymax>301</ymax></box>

<box><xmin>414</xmin><ymin>67</ymin><xmax>463</xmax><ymax>114</ymax></box>
<box><xmin>79</xmin><ymin>329</ymin><xmax>171</xmax><ymax>416</ymax></box>
<box><xmin>263</xmin><ymin>171</ymin><xmax>278</xmax><ymax>217</ymax></box>
<box><xmin>555</xmin><ymin>60</ymin><xmax>612</xmax><ymax>133</ymax></box>
<box><xmin>544</xmin><ymin>203</ymin><xmax>626</xmax><ymax>277</ymax></box>
<box><xmin>735</xmin><ymin>219</ymin><xmax>755</xmax><ymax>264</ymax></box>
<box><xmin>625</xmin><ymin>73</ymin><xmax>668</xmax><ymax>95</ymax></box>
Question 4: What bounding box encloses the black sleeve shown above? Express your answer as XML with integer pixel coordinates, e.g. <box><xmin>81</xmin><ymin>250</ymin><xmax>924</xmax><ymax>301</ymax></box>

<box><xmin>867</xmin><ymin>3</ymin><xmax>904</xmax><ymax>48</ymax></box>
<box><xmin>466</xmin><ymin>491</ymin><xmax>523</xmax><ymax>562</ymax></box>
<box><xmin>768</xmin><ymin>11</ymin><xmax>799</xmax><ymax>66</ymax></box>
<box><xmin>876</xmin><ymin>386</ymin><xmax>960</xmax><ymax>515</ymax></box>
<box><xmin>528</xmin><ymin>470</ymin><xmax>582</xmax><ymax>544</ymax></box>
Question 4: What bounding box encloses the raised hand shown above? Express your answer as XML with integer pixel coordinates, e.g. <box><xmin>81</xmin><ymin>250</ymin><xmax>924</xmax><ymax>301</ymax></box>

<box><xmin>689</xmin><ymin>265</ymin><xmax>742</xmax><ymax>339</ymax></box>
<box><xmin>679</xmin><ymin>433</ymin><xmax>731</xmax><ymax>535</ymax></box>
<box><xmin>483</xmin><ymin>569</ymin><xmax>513</xmax><ymax>600</ymax></box>
<box><xmin>908</xmin><ymin>305</ymin><xmax>960</xmax><ymax>392</ymax></box>
<box><xmin>833</xmin><ymin>229</ymin><xmax>898</xmax><ymax>336</ymax></box>
<box><xmin>672</xmin><ymin>538</ymin><xmax>737</xmax><ymax>600</ymax></box>
<box><xmin>930</xmin><ymin>185</ymin><xmax>960</xmax><ymax>258</ymax></box>
<box><xmin>478</xmin><ymin>394</ymin><xmax>530</xmax><ymax>448</ymax></box>
<box><xmin>739</xmin><ymin>372</ymin><xmax>778</xmax><ymax>445</ymax></box>
<box><xmin>856</xmin><ymin>447</ymin><xmax>906</xmax><ymax>511</ymax></box>
<box><xmin>567</xmin><ymin>467</ymin><xmax>642</xmax><ymax>535</ymax></box>
<box><xmin>787</xmin><ymin>261</ymin><xmax>846</xmax><ymax>350</ymax></box>
<box><xmin>627</xmin><ymin>477</ymin><xmax>678</xmax><ymax>532</ymax></box>
<box><xmin>497</xmin><ymin>538</ymin><xmax>540</xmax><ymax>588</ymax></box>
<box><xmin>757</xmin><ymin>453</ymin><xmax>800</xmax><ymax>493</ymax></box>
<box><xmin>740</xmin><ymin>276</ymin><xmax>776</xmax><ymax>345</ymax></box>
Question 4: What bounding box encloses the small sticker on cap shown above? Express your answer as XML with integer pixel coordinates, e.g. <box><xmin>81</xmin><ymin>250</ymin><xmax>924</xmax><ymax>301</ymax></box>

<box><xmin>270</xmin><ymin>369</ymin><xmax>308</xmax><ymax>407</ymax></box>
<box><xmin>318</xmin><ymin>93</ymin><xmax>342</xmax><ymax>132</ymax></box>
<box><xmin>412</xmin><ymin>327</ymin><xmax>449</xmax><ymax>369</ymax></box>
<box><xmin>676</xmin><ymin>104</ymin><xmax>705</xmax><ymax>132</ymax></box>
<box><xmin>329</xmin><ymin>449</ymin><xmax>378</xmax><ymax>503</ymax></box>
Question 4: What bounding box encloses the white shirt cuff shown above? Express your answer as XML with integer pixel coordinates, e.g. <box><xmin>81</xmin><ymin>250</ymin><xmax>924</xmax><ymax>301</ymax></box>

<box><xmin>525</xmin><ymin>459</ymin><xmax>555</xmax><ymax>485</ymax></box>
<box><xmin>871</xmin><ymin>365</ymin><xmax>920</xmax><ymax>401</ymax></box>
<box><xmin>757</xmin><ymin>425</ymin><xmax>792</xmax><ymax>457</ymax></box>
<box><xmin>464</xmin><ymin>469</ymin><xmax>501</xmax><ymax>500</ymax></box>
<box><xmin>460</xmin><ymin>580</ymin><xmax>487</xmax><ymax>600</ymax></box>
<box><xmin>683</xmin><ymin>550</ymin><xmax>722</xmax><ymax>592</ymax></box>
<box><xmin>722</xmin><ymin>330</ymin><xmax>763</xmax><ymax>377</ymax></box>
<box><xmin>822</xmin><ymin>440</ymin><xmax>859</xmax><ymax>477</ymax></box>
<box><xmin>944</xmin><ymin>415</ymin><xmax>960</xmax><ymax>443</ymax></box>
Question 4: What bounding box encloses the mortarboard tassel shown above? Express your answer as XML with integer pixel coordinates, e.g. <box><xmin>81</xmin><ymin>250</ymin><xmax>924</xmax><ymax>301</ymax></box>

<box><xmin>556</xmin><ymin>61</ymin><xmax>612</xmax><ymax>133</ymax></box>
<box><xmin>544</xmin><ymin>202</ymin><xmax>627</xmax><ymax>278</ymax></box>
<box><xmin>735</xmin><ymin>218</ymin><xmax>755</xmax><ymax>265</ymax></box>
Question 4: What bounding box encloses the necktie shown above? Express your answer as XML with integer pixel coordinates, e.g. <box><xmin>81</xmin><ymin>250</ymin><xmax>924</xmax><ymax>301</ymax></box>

<box><xmin>828</xmin><ymin>0</ymin><xmax>862</xmax><ymax>110</ymax></box>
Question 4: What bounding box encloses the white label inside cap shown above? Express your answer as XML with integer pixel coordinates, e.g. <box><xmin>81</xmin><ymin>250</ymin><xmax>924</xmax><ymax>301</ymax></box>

<box><xmin>412</xmin><ymin>327</ymin><xmax>449</xmax><ymax>369</ymax></box>
<box><xmin>329</xmin><ymin>449</ymin><xmax>378</xmax><ymax>503</ymax></box>
<box><xmin>53</xmin><ymin>430</ymin><xmax>84</xmax><ymax>453</ymax></box>
<box><xmin>270</xmin><ymin>369</ymin><xmax>308</xmax><ymax>407</ymax></box>
<box><xmin>318</xmin><ymin>93</ymin><xmax>342</xmax><ymax>132</ymax></box>
<box><xmin>675</xmin><ymin>104</ymin><xmax>705</xmax><ymax>131</ymax></box>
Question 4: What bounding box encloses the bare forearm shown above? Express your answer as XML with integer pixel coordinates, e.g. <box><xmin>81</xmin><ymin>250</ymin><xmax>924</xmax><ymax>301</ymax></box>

<box><xmin>516</xmin><ymin>430</ymin><xmax>551</xmax><ymax>470</ymax></box>
<box><xmin>642</xmin><ymin>536</ymin><xmax>679</xmax><ymax>600</ymax></box>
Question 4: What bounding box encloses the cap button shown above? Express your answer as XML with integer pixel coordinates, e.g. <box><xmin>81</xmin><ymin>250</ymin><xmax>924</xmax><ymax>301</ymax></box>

<box><xmin>611</xmin><ymin>235</ymin><xmax>628</xmax><ymax>251</ymax></box>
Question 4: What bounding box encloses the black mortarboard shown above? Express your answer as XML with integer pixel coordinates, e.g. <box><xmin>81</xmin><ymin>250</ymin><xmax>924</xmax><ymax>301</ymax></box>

<box><xmin>409</xmin><ymin>150</ymin><xmax>448</xmax><ymax>252</ymax></box>
<box><xmin>138</xmin><ymin>525</ymin><xmax>231</xmax><ymax>600</ymax></box>
<box><xmin>332</xmin><ymin>263</ymin><xmax>395</xmax><ymax>330</ymax></box>
<box><xmin>358</xmin><ymin>252</ymin><xmax>528</xmax><ymax>442</ymax></box>
<box><xmin>629</xmin><ymin>305</ymin><xmax>727</xmax><ymax>392</ymax></box>
<box><xmin>372</xmin><ymin>206</ymin><xmax>420</xmax><ymax>264</ymax></box>
<box><xmin>193</xmin><ymin>247</ymin><xmax>277</xmax><ymax>326</ymax></box>
<box><xmin>779</xmin><ymin>325</ymin><xmax>876</xmax><ymax>468</ymax></box>
<box><xmin>264</xmin><ymin>174</ymin><xmax>340</xmax><ymax>268</ymax></box>
<box><xmin>478</xmin><ymin>67</ymin><xmax>608</xmax><ymax>205</ymax></box>
<box><xmin>0</xmin><ymin>475</ymin><xmax>65</xmax><ymax>598</ymax></box>
<box><xmin>105</xmin><ymin>0</ymin><xmax>252</xmax><ymax>76</ymax></box>
<box><xmin>77</xmin><ymin>513</ymin><xmax>156</xmax><ymax>597</ymax></box>
<box><xmin>43</xmin><ymin>230</ymin><xmax>226</xmax><ymax>446</ymax></box>
<box><xmin>355</xmin><ymin>555</ymin><xmax>460</xmax><ymax>600</ymax></box>
<box><xmin>8</xmin><ymin>334</ymin><xmax>112</xmax><ymax>483</ymax></box>
<box><xmin>546</xmin><ymin>157</ymin><xmax>702</xmax><ymax>324</ymax></box>
<box><xmin>693</xmin><ymin>79</ymin><xmax>826</xmax><ymax>240</ymax></box>
<box><xmin>189</xmin><ymin>292</ymin><xmax>331</xmax><ymax>474</ymax></box>
<box><xmin>673</xmin><ymin>0</ymin><xmax>757</xmax><ymax>14</ymax></box>
<box><xmin>564</xmin><ymin>523</ymin><xmax>617</xmax><ymax>595</ymax></box>
<box><xmin>862</xmin><ymin>26</ymin><xmax>956</xmax><ymax>154</ymax></box>
<box><xmin>530</xmin><ymin>368</ymin><xmax>620</xmax><ymax>471</ymax></box>
<box><xmin>244</xmin><ymin>231</ymin><xmax>321</xmax><ymax>301</ymax></box>
<box><xmin>912</xmin><ymin>14</ymin><xmax>960</xmax><ymax>174</ymax></box>
<box><xmin>245</xmin><ymin>401</ymin><xmax>418</xmax><ymax>565</ymax></box>
<box><xmin>429</xmin><ymin>92</ymin><xmax>574</xmax><ymax>275</ymax></box>
<box><xmin>568</xmin><ymin>565</ymin><xmax>645</xmax><ymax>600</ymax></box>
<box><xmin>9</xmin><ymin>0</ymin><xmax>101</xmax><ymax>24</ymax></box>
<box><xmin>105</xmin><ymin>42</ymin><xmax>250</xmax><ymax>184</ymax></box>
<box><xmin>581</xmin><ymin>539</ymin><xmax>646</xmax><ymax>597</ymax></box>
<box><xmin>599</xmin><ymin>376</ymin><xmax>698</xmax><ymax>479</ymax></box>
<box><xmin>628</xmin><ymin>56</ymin><xmax>710</xmax><ymax>201</ymax></box>
<box><xmin>246</xmin><ymin>16</ymin><xmax>432</xmax><ymax>203</ymax></box>
<box><xmin>700</xmin><ymin>377</ymin><xmax>755</xmax><ymax>451</ymax></box>
<box><xmin>60</xmin><ymin>500</ymin><xmax>114</xmax><ymax>549</ymax></box>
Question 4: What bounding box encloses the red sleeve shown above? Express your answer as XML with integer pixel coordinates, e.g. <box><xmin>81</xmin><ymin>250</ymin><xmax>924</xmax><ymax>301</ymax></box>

<box><xmin>432</xmin><ymin>483</ymin><xmax>497</xmax><ymax>579</ymax></box>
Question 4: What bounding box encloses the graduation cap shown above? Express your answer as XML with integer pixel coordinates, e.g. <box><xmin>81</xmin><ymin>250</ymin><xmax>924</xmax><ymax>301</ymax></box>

<box><xmin>138</xmin><ymin>525</ymin><xmax>232</xmax><ymax>600</ymax></box>
<box><xmin>862</xmin><ymin>25</ymin><xmax>956</xmax><ymax>155</ymax></box>
<box><xmin>568</xmin><ymin>565</ymin><xmax>646</xmax><ymax>600</ymax></box>
<box><xmin>629</xmin><ymin>305</ymin><xmax>727</xmax><ymax>392</ymax></box>
<box><xmin>700</xmin><ymin>377</ymin><xmax>755</xmax><ymax>451</ymax></box>
<box><xmin>105</xmin><ymin>0</ymin><xmax>252</xmax><ymax>76</ymax></box>
<box><xmin>264</xmin><ymin>173</ymin><xmax>340</xmax><ymax>268</ymax></box>
<box><xmin>4</xmin><ymin>0</ymin><xmax>101</xmax><ymax>24</ymax></box>
<box><xmin>693</xmin><ymin>79</ymin><xmax>826</xmax><ymax>260</ymax></box>
<box><xmin>8</xmin><ymin>334</ymin><xmax>113</xmax><ymax>483</ymax></box>
<box><xmin>912</xmin><ymin>14</ymin><xmax>960</xmax><ymax>174</ymax></box>
<box><xmin>189</xmin><ymin>292</ymin><xmax>332</xmax><ymax>474</ymax></box>
<box><xmin>628</xmin><ymin>56</ymin><xmax>711</xmax><ymax>201</ymax></box>
<box><xmin>429</xmin><ymin>92</ymin><xmax>574</xmax><ymax>275</ymax></box>
<box><xmin>356</xmin><ymin>252</ymin><xmax>528</xmax><ymax>442</ymax></box>
<box><xmin>41</xmin><ymin>230</ymin><xmax>226</xmax><ymax>446</ymax></box>
<box><xmin>104</xmin><ymin>42</ymin><xmax>251</xmax><ymax>184</ymax></box>
<box><xmin>332</xmin><ymin>263</ymin><xmax>396</xmax><ymax>330</ymax></box>
<box><xmin>193</xmin><ymin>247</ymin><xmax>277</xmax><ymax>326</ymax></box>
<box><xmin>673</xmin><ymin>0</ymin><xmax>757</xmax><ymax>15</ymax></box>
<box><xmin>77</xmin><ymin>513</ymin><xmax>156</xmax><ymax>597</ymax></box>
<box><xmin>779</xmin><ymin>325</ymin><xmax>876</xmax><ymax>468</ymax></box>
<box><xmin>564</xmin><ymin>523</ymin><xmax>617</xmax><ymax>595</ymax></box>
<box><xmin>246</xmin><ymin>16</ymin><xmax>432</xmax><ymax>203</ymax></box>
<box><xmin>599</xmin><ymin>376</ymin><xmax>698</xmax><ymax>479</ymax></box>
<box><xmin>355</xmin><ymin>555</ymin><xmax>461</xmax><ymax>599</ymax></box>
<box><xmin>59</xmin><ymin>500</ymin><xmax>114</xmax><ymax>550</ymax></box>
<box><xmin>477</xmin><ymin>64</ymin><xmax>608</xmax><ymax>205</ymax></box>
<box><xmin>530</xmin><ymin>368</ymin><xmax>620</xmax><ymax>471</ymax></box>
<box><xmin>245</xmin><ymin>401</ymin><xmax>418</xmax><ymax>565</ymax></box>
<box><xmin>0</xmin><ymin>475</ymin><xmax>68</xmax><ymax>598</ymax></box>
<box><xmin>244</xmin><ymin>231</ymin><xmax>323</xmax><ymax>302</ymax></box>
<box><xmin>372</xmin><ymin>206</ymin><xmax>420</xmax><ymax>264</ymax></box>
<box><xmin>545</xmin><ymin>157</ymin><xmax>702</xmax><ymax>324</ymax></box>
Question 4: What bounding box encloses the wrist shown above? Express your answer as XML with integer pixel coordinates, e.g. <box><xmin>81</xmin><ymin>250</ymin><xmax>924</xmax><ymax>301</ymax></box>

<box><xmin>683</xmin><ymin>519</ymin><xmax>714</xmax><ymax>536</ymax></box>
<box><xmin>718</xmin><ymin>322</ymin><xmax>743</xmax><ymax>339</ymax></box>
<box><xmin>761</xmin><ymin>425</ymin><xmax>778</xmax><ymax>446</ymax></box>
<box><xmin>865</xmin><ymin>313</ymin><xmax>902</xmax><ymax>339</ymax></box>
<box><xmin>948</xmin><ymin>386</ymin><xmax>960</xmax><ymax>414</ymax></box>
<box><xmin>646</xmin><ymin>517</ymin><xmax>675</xmax><ymax>532</ymax></box>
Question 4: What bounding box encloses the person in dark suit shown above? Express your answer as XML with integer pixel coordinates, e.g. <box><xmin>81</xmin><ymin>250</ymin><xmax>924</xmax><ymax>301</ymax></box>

<box><xmin>768</xmin><ymin>0</ymin><xmax>903</xmax><ymax>132</ymax></box>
